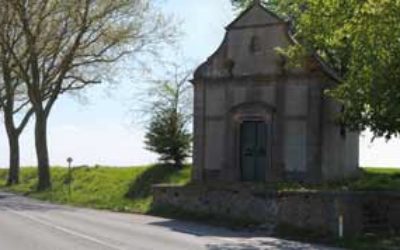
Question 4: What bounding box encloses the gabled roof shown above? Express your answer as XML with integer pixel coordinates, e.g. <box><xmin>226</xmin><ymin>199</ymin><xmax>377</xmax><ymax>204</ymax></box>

<box><xmin>193</xmin><ymin>0</ymin><xmax>341</xmax><ymax>83</ymax></box>
<box><xmin>226</xmin><ymin>0</ymin><xmax>285</xmax><ymax>30</ymax></box>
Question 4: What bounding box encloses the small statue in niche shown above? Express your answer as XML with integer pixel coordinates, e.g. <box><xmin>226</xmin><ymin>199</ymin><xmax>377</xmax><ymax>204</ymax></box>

<box><xmin>224</xmin><ymin>59</ymin><xmax>235</xmax><ymax>77</ymax></box>
<box><xmin>249</xmin><ymin>36</ymin><xmax>262</xmax><ymax>54</ymax></box>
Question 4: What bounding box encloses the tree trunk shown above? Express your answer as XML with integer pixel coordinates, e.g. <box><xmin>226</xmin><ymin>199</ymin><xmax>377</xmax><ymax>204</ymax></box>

<box><xmin>4</xmin><ymin>107</ymin><xmax>20</xmax><ymax>186</ymax></box>
<box><xmin>35</xmin><ymin>111</ymin><xmax>51</xmax><ymax>191</ymax></box>
<box><xmin>174</xmin><ymin>158</ymin><xmax>183</xmax><ymax>169</ymax></box>
<box><xmin>6</xmin><ymin>132</ymin><xmax>20</xmax><ymax>186</ymax></box>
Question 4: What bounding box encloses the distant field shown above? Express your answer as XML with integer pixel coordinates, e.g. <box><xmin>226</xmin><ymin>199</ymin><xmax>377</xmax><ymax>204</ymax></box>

<box><xmin>0</xmin><ymin>165</ymin><xmax>191</xmax><ymax>213</ymax></box>
<box><xmin>362</xmin><ymin>167</ymin><xmax>400</xmax><ymax>174</ymax></box>
<box><xmin>351</xmin><ymin>167</ymin><xmax>400</xmax><ymax>191</ymax></box>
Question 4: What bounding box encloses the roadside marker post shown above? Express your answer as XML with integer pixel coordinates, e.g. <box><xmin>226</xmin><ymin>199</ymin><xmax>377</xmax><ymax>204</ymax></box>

<box><xmin>67</xmin><ymin>157</ymin><xmax>73</xmax><ymax>200</ymax></box>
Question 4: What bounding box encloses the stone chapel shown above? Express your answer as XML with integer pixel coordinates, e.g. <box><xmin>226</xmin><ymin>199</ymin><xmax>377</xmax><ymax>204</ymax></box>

<box><xmin>191</xmin><ymin>1</ymin><xmax>359</xmax><ymax>183</ymax></box>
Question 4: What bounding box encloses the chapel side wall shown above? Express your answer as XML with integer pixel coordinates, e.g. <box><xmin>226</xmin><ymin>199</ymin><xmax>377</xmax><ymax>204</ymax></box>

<box><xmin>343</xmin><ymin>131</ymin><xmax>360</xmax><ymax>177</ymax></box>
<box><xmin>282</xmin><ymin>77</ymin><xmax>324</xmax><ymax>182</ymax></box>
<box><xmin>321</xmin><ymin>97</ymin><xmax>360</xmax><ymax>180</ymax></box>
<box><xmin>306</xmin><ymin>81</ymin><xmax>323</xmax><ymax>182</ymax></box>
<box><xmin>321</xmin><ymin>98</ymin><xmax>344</xmax><ymax>180</ymax></box>
<box><xmin>282</xmin><ymin>79</ymin><xmax>308</xmax><ymax>179</ymax></box>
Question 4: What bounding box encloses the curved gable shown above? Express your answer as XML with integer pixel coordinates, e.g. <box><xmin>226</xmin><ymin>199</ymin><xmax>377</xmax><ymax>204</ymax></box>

<box><xmin>193</xmin><ymin>2</ymin><xmax>339</xmax><ymax>82</ymax></box>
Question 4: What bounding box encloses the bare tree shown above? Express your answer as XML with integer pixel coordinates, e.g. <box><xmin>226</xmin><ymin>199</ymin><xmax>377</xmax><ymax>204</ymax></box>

<box><xmin>1</xmin><ymin>0</ymin><xmax>175</xmax><ymax>190</ymax></box>
<box><xmin>0</xmin><ymin>2</ymin><xmax>34</xmax><ymax>185</ymax></box>
<box><xmin>147</xmin><ymin>64</ymin><xmax>193</xmax><ymax>121</ymax></box>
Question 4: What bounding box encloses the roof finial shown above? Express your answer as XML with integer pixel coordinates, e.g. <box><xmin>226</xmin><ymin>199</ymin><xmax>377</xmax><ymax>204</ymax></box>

<box><xmin>253</xmin><ymin>0</ymin><xmax>262</xmax><ymax>6</ymax></box>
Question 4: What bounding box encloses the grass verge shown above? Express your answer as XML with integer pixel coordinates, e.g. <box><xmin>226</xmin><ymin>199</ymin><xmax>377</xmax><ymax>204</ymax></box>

<box><xmin>0</xmin><ymin>164</ymin><xmax>191</xmax><ymax>213</ymax></box>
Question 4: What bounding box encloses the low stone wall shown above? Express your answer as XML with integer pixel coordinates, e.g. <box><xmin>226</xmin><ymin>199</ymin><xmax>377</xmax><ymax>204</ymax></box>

<box><xmin>152</xmin><ymin>184</ymin><xmax>400</xmax><ymax>237</ymax></box>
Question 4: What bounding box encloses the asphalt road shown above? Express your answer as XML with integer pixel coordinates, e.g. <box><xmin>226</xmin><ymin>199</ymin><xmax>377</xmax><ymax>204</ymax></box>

<box><xmin>0</xmin><ymin>192</ymin><xmax>341</xmax><ymax>250</ymax></box>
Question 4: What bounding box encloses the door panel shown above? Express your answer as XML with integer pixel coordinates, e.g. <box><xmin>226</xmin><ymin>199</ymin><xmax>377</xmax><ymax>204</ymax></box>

<box><xmin>255</xmin><ymin>122</ymin><xmax>267</xmax><ymax>181</ymax></box>
<box><xmin>240</xmin><ymin>121</ymin><xmax>268</xmax><ymax>182</ymax></box>
<box><xmin>240</xmin><ymin>122</ymin><xmax>257</xmax><ymax>181</ymax></box>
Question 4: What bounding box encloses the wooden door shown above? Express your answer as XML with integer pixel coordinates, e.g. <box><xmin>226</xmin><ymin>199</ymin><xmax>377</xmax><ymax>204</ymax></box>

<box><xmin>240</xmin><ymin>121</ymin><xmax>268</xmax><ymax>182</ymax></box>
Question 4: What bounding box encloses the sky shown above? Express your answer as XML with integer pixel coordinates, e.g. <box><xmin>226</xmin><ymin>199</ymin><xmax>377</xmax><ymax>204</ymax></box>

<box><xmin>0</xmin><ymin>0</ymin><xmax>399</xmax><ymax>168</ymax></box>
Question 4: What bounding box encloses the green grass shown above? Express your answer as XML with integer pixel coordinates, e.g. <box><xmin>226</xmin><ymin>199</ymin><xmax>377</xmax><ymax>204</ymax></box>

<box><xmin>268</xmin><ymin>167</ymin><xmax>400</xmax><ymax>192</ymax></box>
<box><xmin>0</xmin><ymin>166</ymin><xmax>398</xmax><ymax>214</ymax></box>
<box><xmin>348</xmin><ymin>167</ymin><xmax>400</xmax><ymax>191</ymax></box>
<box><xmin>189</xmin><ymin>167</ymin><xmax>400</xmax><ymax>193</ymax></box>
<box><xmin>0</xmin><ymin>164</ymin><xmax>191</xmax><ymax>213</ymax></box>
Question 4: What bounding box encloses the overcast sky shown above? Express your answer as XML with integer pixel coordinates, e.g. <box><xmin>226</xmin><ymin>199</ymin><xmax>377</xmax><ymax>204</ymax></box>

<box><xmin>0</xmin><ymin>0</ymin><xmax>399</xmax><ymax>168</ymax></box>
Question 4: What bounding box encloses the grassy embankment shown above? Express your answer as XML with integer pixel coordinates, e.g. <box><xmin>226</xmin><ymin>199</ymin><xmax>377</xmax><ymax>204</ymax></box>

<box><xmin>0</xmin><ymin>166</ymin><xmax>400</xmax><ymax>213</ymax></box>
<box><xmin>0</xmin><ymin>164</ymin><xmax>191</xmax><ymax>213</ymax></box>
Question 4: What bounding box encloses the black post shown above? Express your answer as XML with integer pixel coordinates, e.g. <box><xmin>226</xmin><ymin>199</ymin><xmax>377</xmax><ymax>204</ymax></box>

<box><xmin>67</xmin><ymin>157</ymin><xmax>73</xmax><ymax>200</ymax></box>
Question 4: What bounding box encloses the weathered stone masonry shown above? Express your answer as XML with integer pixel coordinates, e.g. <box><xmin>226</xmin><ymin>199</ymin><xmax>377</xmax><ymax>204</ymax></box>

<box><xmin>153</xmin><ymin>185</ymin><xmax>400</xmax><ymax>236</ymax></box>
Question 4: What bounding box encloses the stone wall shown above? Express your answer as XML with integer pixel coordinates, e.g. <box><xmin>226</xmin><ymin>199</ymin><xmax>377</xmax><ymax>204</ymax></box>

<box><xmin>153</xmin><ymin>184</ymin><xmax>400</xmax><ymax>237</ymax></box>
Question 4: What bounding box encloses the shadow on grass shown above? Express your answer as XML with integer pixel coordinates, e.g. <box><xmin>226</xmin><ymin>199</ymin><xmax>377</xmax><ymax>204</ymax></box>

<box><xmin>125</xmin><ymin>164</ymin><xmax>181</xmax><ymax>200</ymax></box>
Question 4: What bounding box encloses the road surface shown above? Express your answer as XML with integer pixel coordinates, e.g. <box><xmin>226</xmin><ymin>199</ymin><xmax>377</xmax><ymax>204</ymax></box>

<box><xmin>0</xmin><ymin>192</ymin><xmax>340</xmax><ymax>250</ymax></box>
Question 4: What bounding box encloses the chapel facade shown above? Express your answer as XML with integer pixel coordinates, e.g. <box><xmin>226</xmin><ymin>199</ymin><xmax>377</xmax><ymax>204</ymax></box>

<box><xmin>191</xmin><ymin>1</ymin><xmax>359</xmax><ymax>183</ymax></box>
